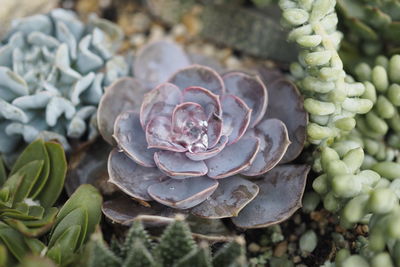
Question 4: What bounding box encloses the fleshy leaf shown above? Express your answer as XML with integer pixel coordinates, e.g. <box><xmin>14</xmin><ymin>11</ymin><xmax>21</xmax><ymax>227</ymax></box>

<box><xmin>205</xmin><ymin>137</ymin><xmax>260</xmax><ymax>179</ymax></box>
<box><xmin>114</xmin><ymin>111</ymin><xmax>157</xmax><ymax>167</ymax></box>
<box><xmin>147</xmin><ymin>177</ymin><xmax>218</xmax><ymax>209</ymax></box>
<box><xmin>182</xmin><ymin>87</ymin><xmax>223</xmax><ymax>147</ymax></box>
<box><xmin>171</xmin><ymin>102</ymin><xmax>208</xmax><ymax>153</ymax></box>
<box><xmin>102</xmin><ymin>195</ymin><xmax>184</xmax><ymax>226</ymax></box>
<box><xmin>221</xmin><ymin>95</ymin><xmax>252</xmax><ymax>145</ymax></box>
<box><xmin>169</xmin><ymin>65</ymin><xmax>225</xmax><ymax>95</ymax></box>
<box><xmin>263</xmin><ymin>78</ymin><xmax>307</xmax><ymax>163</ymax></box>
<box><xmin>241</xmin><ymin>119</ymin><xmax>290</xmax><ymax>176</ymax></box>
<box><xmin>140</xmin><ymin>82</ymin><xmax>182</xmax><ymax>129</ymax></box>
<box><xmin>108</xmin><ymin>149</ymin><xmax>166</xmax><ymax>201</ymax></box>
<box><xmin>154</xmin><ymin>151</ymin><xmax>208</xmax><ymax>178</ymax></box>
<box><xmin>146</xmin><ymin>116</ymin><xmax>186</xmax><ymax>152</ymax></box>
<box><xmin>134</xmin><ymin>40</ymin><xmax>190</xmax><ymax>89</ymax></box>
<box><xmin>191</xmin><ymin>176</ymin><xmax>259</xmax><ymax>218</ymax></box>
<box><xmin>185</xmin><ymin>135</ymin><xmax>228</xmax><ymax>161</ymax></box>
<box><xmin>232</xmin><ymin>165</ymin><xmax>310</xmax><ymax>229</ymax></box>
<box><xmin>98</xmin><ymin>77</ymin><xmax>146</xmax><ymax>144</ymax></box>
<box><xmin>223</xmin><ymin>72</ymin><xmax>267</xmax><ymax>127</ymax></box>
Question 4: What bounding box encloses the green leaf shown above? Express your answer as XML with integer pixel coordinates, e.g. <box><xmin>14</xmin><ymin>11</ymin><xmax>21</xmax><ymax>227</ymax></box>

<box><xmin>153</xmin><ymin>218</ymin><xmax>196</xmax><ymax>266</ymax></box>
<box><xmin>0</xmin><ymin>157</ymin><xmax>7</xmax><ymax>187</ymax></box>
<box><xmin>173</xmin><ymin>246</ymin><xmax>212</xmax><ymax>267</ymax></box>
<box><xmin>0</xmin><ymin>244</ymin><xmax>7</xmax><ymax>267</ymax></box>
<box><xmin>212</xmin><ymin>237</ymin><xmax>246</xmax><ymax>267</ymax></box>
<box><xmin>17</xmin><ymin>255</ymin><xmax>56</xmax><ymax>267</ymax></box>
<box><xmin>123</xmin><ymin>240</ymin><xmax>155</xmax><ymax>267</ymax></box>
<box><xmin>1</xmin><ymin>173</ymin><xmax>25</xmax><ymax>206</ymax></box>
<box><xmin>37</xmin><ymin>142</ymin><xmax>67</xmax><ymax>208</ymax></box>
<box><xmin>81</xmin><ymin>233</ymin><xmax>121</xmax><ymax>267</ymax></box>
<box><xmin>9</xmin><ymin>156</ymin><xmax>44</xmax><ymax>207</ymax></box>
<box><xmin>49</xmin><ymin>208</ymin><xmax>88</xmax><ymax>250</ymax></box>
<box><xmin>120</xmin><ymin>221</ymin><xmax>152</xmax><ymax>258</ymax></box>
<box><xmin>54</xmin><ymin>185</ymin><xmax>102</xmax><ymax>245</ymax></box>
<box><xmin>11</xmin><ymin>139</ymin><xmax>50</xmax><ymax>199</ymax></box>
<box><xmin>0</xmin><ymin>222</ymin><xmax>31</xmax><ymax>262</ymax></box>
<box><xmin>23</xmin><ymin>237</ymin><xmax>46</xmax><ymax>255</ymax></box>
<box><xmin>47</xmin><ymin>225</ymin><xmax>81</xmax><ymax>266</ymax></box>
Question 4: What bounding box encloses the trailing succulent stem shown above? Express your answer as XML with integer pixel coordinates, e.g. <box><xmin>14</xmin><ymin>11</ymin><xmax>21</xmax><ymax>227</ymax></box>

<box><xmin>79</xmin><ymin>216</ymin><xmax>247</xmax><ymax>267</ymax></box>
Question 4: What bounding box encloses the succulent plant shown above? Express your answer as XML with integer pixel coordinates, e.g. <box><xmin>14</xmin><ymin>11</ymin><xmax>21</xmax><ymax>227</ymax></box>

<box><xmin>79</xmin><ymin>216</ymin><xmax>247</xmax><ymax>267</ymax></box>
<box><xmin>97</xmin><ymin>40</ymin><xmax>309</xmax><ymax>228</ymax></box>
<box><xmin>280</xmin><ymin>0</ymin><xmax>373</xmax><ymax>145</ymax></box>
<box><xmin>0</xmin><ymin>8</ymin><xmax>127</xmax><ymax>154</ymax></box>
<box><xmin>0</xmin><ymin>139</ymin><xmax>66</xmax><ymax>237</ymax></box>
<box><xmin>0</xmin><ymin>184</ymin><xmax>102</xmax><ymax>267</ymax></box>
<box><xmin>337</xmin><ymin>0</ymin><xmax>400</xmax><ymax>56</ymax></box>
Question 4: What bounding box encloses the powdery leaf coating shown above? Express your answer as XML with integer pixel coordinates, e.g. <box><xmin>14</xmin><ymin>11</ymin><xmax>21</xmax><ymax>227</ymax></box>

<box><xmin>185</xmin><ymin>135</ymin><xmax>228</xmax><ymax>161</ymax></box>
<box><xmin>146</xmin><ymin>116</ymin><xmax>186</xmax><ymax>152</ymax></box>
<box><xmin>147</xmin><ymin>177</ymin><xmax>218</xmax><ymax>209</ymax></box>
<box><xmin>191</xmin><ymin>176</ymin><xmax>259</xmax><ymax>218</ymax></box>
<box><xmin>140</xmin><ymin>82</ymin><xmax>182</xmax><ymax>129</ymax></box>
<box><xmin>222</xmin><ymin>72</ymin><xmax>268</xmax><ymax>127</ymax></box>
<box><xmin>205</xmin><ymin>136</ymin><xmax>260</xmax><ymax>179</ymax></box>
<box><xmin>221</xmin><ymin>95</ymin><xmax>252</xmax><ymax>145</ymax></box>
<box><xmin>154</xmin><ymin>151</ymin><xmax>208</xmax><ymax>178</ymax></box>
<box><xmin>263</xmin><ymin>78</ymin><xmax>307</xmax><ymax>163</ymax></box>
<box><xmin>169</xmin><ymin>65</ymin><xmax>225</xmax><ymax>95</ymax></box>
<box><xmin>114</xmin><ymin>111</ymin><xmax>157</xmax><ymax>167</ymax></box>
<box><xmin>241</xmin><ymin>119</ymin><xmax>290</xmax><ymax>176</ymax></box>
<box><xmin>108</xmin><ymin>149</ymin><xmax>167</xmax><ymax>201</ymax></box>
<box><xmin>134</xmin><ymin>40</ymin><xmax>190</xmax><ymax>89</ymax></box>
<box><xmin>232</xmin><ymin>165</ymin><xmax>310</xmax><ymax>229</ymax></box>
<box><xmin>102</xmin><ymin>195</ymin><xmax>185</xmax><ymax>226</ymax></box>
<box><xmin>98</xmin><ymin>77</ymin><xmax>146</xmax><ymax>145</ymax></box>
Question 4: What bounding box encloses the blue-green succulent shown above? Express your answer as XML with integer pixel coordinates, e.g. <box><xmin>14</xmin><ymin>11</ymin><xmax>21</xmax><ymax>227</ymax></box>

<box><xmin>0</xmin><ymin>8</ymin><xmax>128</xmax><ymax>153</ymax></box>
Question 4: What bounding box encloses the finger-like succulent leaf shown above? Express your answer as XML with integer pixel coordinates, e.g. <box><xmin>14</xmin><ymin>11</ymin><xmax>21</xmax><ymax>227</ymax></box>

<box><xmin>114</xmin><ymin>111</ymin><xmax>157</xmax><ymax>167</ymax></box>
<box><xmin>140</xmin><ymin>83</ymin><xmax>182</xmax><ymax>129</ymax></box>
<box><xmin>108</xmin><ymin>149</ymin><xmax>166</xmax><ymax>201</ymax></box>
<box><xmin>221</xmin><ymin>95</ymin><xmax>252</xmax><ymax>145</ymax></box>
<box><xmin>191</xmin><ymin>176</ymin><xmax>259</xmax><ymax>218</ymax></box>
<box><xmin>98</xmin><ymin>78</ymin><xmax>146</xmax><ymax>145</ymax></box>
<box><xmin>147</xmin><ymin>177</ymin><xmax>218</xmax><ymax>209</ymax></box>
<box><xmin>223</xmin><ymin>72</ymin><xmax>268</xmax><ymax>127</ymax></box>
<box><xmin>205</xmin><ymin>137</ymin><xmax>260</xmax><ymax>179</ymax></box>
<box><xmin>134</xmin><ymin>40</ymin><xmax>190</xmax><ymax>89</ymax></box>
<box><xmin>154</xmin><ymin>151</ymin><xmax>208</xmax><ymax>178</ymax></box>
<box><xmin>169</xmin><ymin>65</ymin><xmax>225</xmax><ymax>95</ymax></box>
<box><xmin>232</xmin><ymin>165</ymin><xmax>310</xmax><ymax>228</ymax></box>
<box><xmin>241</xmin><ymin>119</ymin><xmax>290</xmax><ymax>176</ymax></box>
<box><xmin>263</xmin><ymin>78</ymin><xmax>307</xmax><ymax>163</ymax></box>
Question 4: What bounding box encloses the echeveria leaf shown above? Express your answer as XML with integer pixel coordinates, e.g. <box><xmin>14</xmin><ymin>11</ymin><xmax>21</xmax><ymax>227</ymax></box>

<box><xmin>232</xmin><ymin>165</ymin><xmax>310</xmax><ymax>229</ymax></box>
<box><xmin>241</xmin><ymin>119</ymin><xmax>290</xmax><ymax>176</ymax></box>
<box><xmin>169</xmin><ymin>65</ymin><xmax>225</xmax><ymax>95</ymax></box>
<box><xmin>223</xmin><ymin>72</ymin><xmax>267</xmax><ymax>127</ymax></box>
<box><xmin>140</xmin><ymin>82</ymin><xmax>182</xmax><ymax>129</ymax></box>
<box><xmin>148</xmin><ymin>177</ymin><xmax>218</xmax><ymax>209</ymax></box>
<box><xmin>205</xmin><ymin>137</ymin><xmax>259</xmax><ymax>179</ymax></box>
<box><xmin>134</xmin><ymin>40</ymin><xmax>190</xmax><ymax>89</ymax></box>
<box><xmin>37</xmin><ymin>142</ymin><xmax>67</xmax><ymax>208</ymax></box>
<box><xmin>146</xmin><ymin>116</ymin><xmax>186</xmax><ymax>152</ymax></box>
<box><xmin>114</xmin><ymin>111</ymin><xmax>157</xmax><ymax>167</ymax></box>
<box><xmin>102</xmin><ymin>195</ymin><xmax>184</xmax><ymax>226</ymax></box>
<box><xmin>221</xmin><ymin>95</ymin><xmax>251</xmax><ymax>145</ymax></box>
<box><xmin>263</xmin><ymin>78</ymin><xmax>307</xmax><ymax>163</ymax></box>
<box><xmin>186</xmin><ymin>135</ymin><xmax>228</xmax><ymax>161</ymax></box>
<box><xmin>257</xmin><ymin>67</ymin><xmax>285</xmax><ymax>85</ymax></box>
<box><xmin>154</xmin><ymin>151</ymin><xmax>208</xmax><ymax>178</ymax></box>
<box><xmin>11</xmin><ymin>139</ymin><xmax>50</xmax><ymax>199</ymax></box>
<box><xmin>108</xmin><ymin>149</ymin><xmax>167</xmax><ymax>201</ymax></box>
<box><xmin>97</xmin><ymin>77</ymin><xmax>146</xmax><ymax>144</ymax></box>
<box><xmin>191</xmin><ymin>176</ymin><xmax>259</xmax><ymax>218</ymax></box>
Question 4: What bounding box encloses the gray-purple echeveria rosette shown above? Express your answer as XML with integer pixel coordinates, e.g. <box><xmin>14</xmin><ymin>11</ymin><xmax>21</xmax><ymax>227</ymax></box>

<box><xmin>98</xmin><ymin>40</ymin><xmax>309</xmax><ymax>228</ymax></box>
